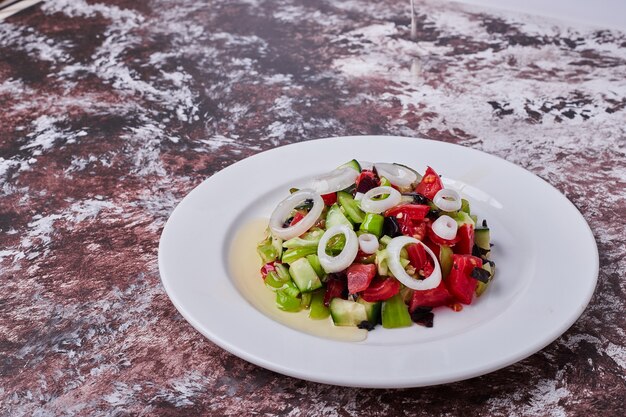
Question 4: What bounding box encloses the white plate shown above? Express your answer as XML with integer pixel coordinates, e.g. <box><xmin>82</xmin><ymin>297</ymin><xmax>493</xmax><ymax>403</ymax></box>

<box><xmin>158</xmin><ymin>136</ymin><xmax>598</xmax><ymax>388</ymax></box>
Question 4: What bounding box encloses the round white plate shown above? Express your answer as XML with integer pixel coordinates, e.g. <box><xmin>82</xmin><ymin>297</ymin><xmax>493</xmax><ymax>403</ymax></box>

<box><xmin>158</xmin><ymin>136</ymin><xmax>598</xmax><ymax>388</ymax></box>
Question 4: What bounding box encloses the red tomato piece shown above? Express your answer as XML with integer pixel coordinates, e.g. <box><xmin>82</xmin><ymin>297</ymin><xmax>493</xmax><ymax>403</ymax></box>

<box><xmin>346</xmin><ymin>263</ymin><xmax>377</xmax><ymax>294</ymax></box>
<box><xmin>424</xmin><ymin>238</ymin><xmax>440</xmax><ymax>258</ymax></box>
<box><xmin>447</xmin><ymin>254</ymin><xmax>483</xmax><ymax>305</ymax></box>
<box><xmin>415</xmin><ymin>166</ymin><xmax>443</xmax><ymax>200</ymax></box>
<box><xmin>384</xmin><ymin>204</ymin><xmax>430</xmax><ymax>220</ymax></box>
<box><xmin>323</xmin><ymin>277</ymin><xmax>346</xmax><ymax>307</ymax></box>
<box><xmin>321</xmin><ymin>193</ymin><xmax>337</xmax><ymax>206</ymax></box>
<box><xmin>361</xmin><ymin>277</ymin><xmax>401</xmax><ymax>302</ymax></box>
<box><xmin>399</xmin><ymin>218</ymin><xmax>427</xmax><ymax>240</ymax></box>
<box><xmin>409</xmin><ymin>280</ymin><xmax>454</xmax><ymax>311</ymax></box>
<box><xmin>454</xmin><ymin>224</ymin><xmax>474</xmax><ymax>255</ymax></box>
<box><xmin>289</xmin><ymin>212</ymin><xmax>305</xmax><ymax>226</ymax></box>
<box><xmin>356</xmin><ymin>170</ymin><xmax>380</xmax><ymax>193</ymax></box>
<box><xmin>406</xmin><ymin>243</ymin><xmax>428</xmax><ymax>271</ymax></box>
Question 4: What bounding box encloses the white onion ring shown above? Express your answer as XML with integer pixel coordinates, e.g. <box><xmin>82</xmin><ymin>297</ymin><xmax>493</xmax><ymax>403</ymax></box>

<box><xmin>309</xmin><ymin>168</ymin><xmax>359</xmax><ymax>194</ymax></box>
<box><xmin>317</xmin><ymin>225</ymin><xmax>359</xmax><ymax>273</ymax></box>
<box><xmin>386</xmin><ymin>236</ymin><xmax>442</xmax><ymax>291</ymax></box>
<box><xmin>432</xmin><ymin>215</ymin><xmax>458</xmax><ymax>240</ymax></box>
<box><xmin>359</xmin><ymin>186</ymin><xmax>402</xmax><ymax>213</ymax></box>
<box><xmin>269</xmin><ymin>189</ymin><xmax>324</xmax><ymax>240</ymax></box>
<box><xmin>433</xmin><ymin>189</ymin><xmax>462</xmax><ymax>212</ymax></box>
<box><xmin>358</xmin><ymin>233</ymin><xmax>379</xmax><ymax>254</ymax></box>
<box><xmin>374</xmin><ymin>163</ymin><xmax>418</xmax><ymax>188</ymax></box>
<box><xmin>354</xmin><ymin>192</ymin><xmax>364</xmax><ymax>201</ymax></box>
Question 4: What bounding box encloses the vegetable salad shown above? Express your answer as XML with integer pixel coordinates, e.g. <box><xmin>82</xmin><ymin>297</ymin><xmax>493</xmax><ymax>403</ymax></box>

<box><xmin>257</xmin><ymin>160</ymin><xmax>495</xmax><ymax>330</ymax></box>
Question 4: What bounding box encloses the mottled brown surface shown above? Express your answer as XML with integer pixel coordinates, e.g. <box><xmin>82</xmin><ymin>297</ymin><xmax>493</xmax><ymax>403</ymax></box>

<box><xmin>1</xmin><ymin>0</ymin><xmax>625</xmax><ymax>415</ymax></box>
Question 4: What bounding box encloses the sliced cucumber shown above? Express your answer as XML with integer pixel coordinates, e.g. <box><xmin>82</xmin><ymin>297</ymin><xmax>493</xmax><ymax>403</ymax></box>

<box><xmin>439</xmin><ymin>245</ymin><xmax>454</xmax><ymax>280</ymax></box>
<box><xmin>337</xmin><ymin>159</ymin><xmax>361</xmax><ymax>172</ymax></box>
<box><xmin>475</xmin><ymin>262</ymin><xmax>495</xmax><ymax>296</ymax></box>
<box><xmin>381</xmin><ymin>294</ymin><xmax>412</xmax><ymax>328</ymax></box>
<box><xmin>451</xmin><ymin>210</ymin><xmax>475</xmax><ymax>227</ymax></box>
<box><xmin>394</xmin><ymin>163</ymin><xmax>422</xmax><ymax>183</ymax></box>
<box><xmin>289</xmin><ymin>258</ymin><xmax>322</xmax><ymax>293</ymax></box>
<box><xmin>475</xmin><ymin>228</ymin><xmax>491</xmax><ymax>254</ymax></box>
<box><xmin>326</xmin><ymin>203</ymin><xmax>352</xmax><ymax>229</ymax></box>
<box><xmin>357</xmin><ymin>297</ymin><xmax>381</xmax><ymax>323</ymax></box>
<box><xmin>329</xmin><ymin>298</ymin><xmax>368</xmax><ymax>326</ymax></box>
<box><xmin>337</xmin><ymin>191</ymin><xmax>365</xmax><ymax>223</ymax></box>
<box><xmin>305</xmin><ymin>254</ymin><xmax>326</xmax><ymax>279</ymax></box>
<box><xmin>300</xmin><ymin>292</ymin><xmax>313</xmax><ymax>309</ymax></box>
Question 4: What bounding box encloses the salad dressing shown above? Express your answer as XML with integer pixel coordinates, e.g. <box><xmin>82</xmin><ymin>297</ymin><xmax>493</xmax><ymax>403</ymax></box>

<box><xmin>228</xmin><ymin>218</ymin><xmax>367</xmax><ymax>342</ymax></box>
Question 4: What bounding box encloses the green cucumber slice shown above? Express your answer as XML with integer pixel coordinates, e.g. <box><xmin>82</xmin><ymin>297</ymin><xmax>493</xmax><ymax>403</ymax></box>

<box><xmin>326</xmin><ymin>203</ymin><xmax>352</xmax><ymax>229</ymax></box>
<box><xmin>305</xmin><ymin>254</ymin><xmax>326</xmax><ymax>279</ymax></box>
<box><xmin>337</xmin><ymin>191</ymin><xmax>365</xmax><ymax>223</ymax></box>
<box><xmin>475</xmin><ymin>262</ymin><xmax>495</xmax><ymax>296</ymax></box>
<box><xmin>439</xmin><ymin>245</ymin><xmax>454</xmax><ymax>280</ymax></box>
<box><xmin>337</xmin><ymin>159</ymin><xmax>361</xmax><ymax>172</ymax></box>
<box><xmin>288</xmin><ymin>258</ymin><xmax>322</xmax><ymax>293</ymax></box>
<box><xmin>356</xmin><ymin>297</ymin><xmax>381</xmax><ymax>323</ymax></box>
<box><xmin>329</xmin><ymin>298</ymin><xmax>368</xmax><ymax>326</ymax></box>
<box><xmin>475</xmin><ymin>228</ymin><xmax>491</xmax><ymax>252</ymax></box>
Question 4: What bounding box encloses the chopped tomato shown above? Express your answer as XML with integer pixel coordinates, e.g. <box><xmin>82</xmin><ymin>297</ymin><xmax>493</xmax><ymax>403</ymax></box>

<box><xmin>424</xmin><ymin>238</ymin><xmax>440</xmax><ymax>258</ymax></box>
<box><xmin>347</xmin><ymin>263</ymin><xmax>377</xmax><ymax>294</ymax></box>
<box><xmin>260</xmin><ymin>262</ymin><xmax>276</xmax><ymax>279</ymax></box>
<box><xmin>399</xmin><ymin>218</ymin><xmax>427</xmax><ymax>240</ymax></box>
<box><xmin>321</xmin><ymin>192</ymin><xmax>337</xmax><ymax>206</ymax></box>
<box><xmin>323</xmin><ymin>277</ymin><xmax>346</xmax><ymax>307</ymax></box>
<box><xmin>361</xmin><ymin>277</ymin><xmax>401</xmax><ymax>302</ymax></box>
<box><xmin>409</xmin><ymin>280</ymin><xmax>453</xmax><ymax>311</ymax></box>
<box><xmin>289</xmin><ymin>212</ymin><xmax>305</xmax><ymax>226</ymax></box>
<box><xmin>406</xmin><ymin>243</ymin><xmax>430</xmax><ymax>275</ymax></box>
<box><xmin>447</xmin><ymin>255</ymin><xmax>482</xmax><ymax>304</ymax></box>
<box><xmin>415</xmin><ymin>166</ymin><xmax>443</xmax><ymax>200</ymax></box>
<box><xmin>427</xmin><ymin>222</ymin><xmax>460</xmax><ymax>246</ymax></box>
<box><xmin>384</xmin><ymin>204</ymin><xmax>430</xmax><ymax>220</ymax></box>
<box><xmin>454</xmin><ymin>224</ymin><xmax>474</xmax><ymax>255</ymax></box>
<box><xmin>356</xmin><ymin>170</ymin><xmax>380</xmax><ymax>193</ymax></box>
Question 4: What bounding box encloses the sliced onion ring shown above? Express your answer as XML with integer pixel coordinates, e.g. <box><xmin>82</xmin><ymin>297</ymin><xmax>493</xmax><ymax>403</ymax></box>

<box><xmin>359</xmin><ymin>186</ymin><xmax>401</xmax><ymax>213</ymax></box>
<box><xmin>433</xmin><ymin>189</ymin><xmax>462</xmax><ymax>212</ymax></box>
<box><xmin>317</xmin><ymin>225</ymin><xmax>359</xmax><ymax>273</ymax></box>
<box><xmin>358</xmin><ymin>233</ymin><xmax>379</xmax><ymax>254</ymax></box>
<box><xmin>309</xmin><ymin>168</ymin><xmax>359</xmax><ymax>194</ymax></box>
<box><xmin>386</xmin><ymin>236</ymin><xmax>442</xmax><ymax>291</ymax></box>
<box><xmin>432</xmin><ymin>215</ymin><xmax>458</xmax><ymax>240</ymax></box>
<box><xmin>269</xmin><ymin>189</ymin><xmax>324</xmax><ymax>240</ymax></box>
<box><xmin>374</xmin><ymin>163</ymin><xmax>418</xmax><ymax>188</ymax></box>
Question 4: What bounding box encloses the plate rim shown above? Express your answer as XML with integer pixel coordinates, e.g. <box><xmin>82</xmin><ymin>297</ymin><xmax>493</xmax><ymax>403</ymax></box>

<box><xmin>158</xmin><ymin>135</ymin><xmax>599</xmax><ymax>388</ymax></box>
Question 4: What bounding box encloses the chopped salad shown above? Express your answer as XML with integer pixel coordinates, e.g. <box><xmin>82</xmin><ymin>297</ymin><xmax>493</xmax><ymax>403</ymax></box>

<box><xmin>256</xmin><ymin>160</ymin><xmax>495</xmax><ymax>330</ymax></box>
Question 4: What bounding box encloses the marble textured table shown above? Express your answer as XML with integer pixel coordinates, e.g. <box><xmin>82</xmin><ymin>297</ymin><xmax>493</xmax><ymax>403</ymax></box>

<box><xmin>1</xmin><ymin>0</ymin><xmax>625</xmax><ymax>415</ymax></box>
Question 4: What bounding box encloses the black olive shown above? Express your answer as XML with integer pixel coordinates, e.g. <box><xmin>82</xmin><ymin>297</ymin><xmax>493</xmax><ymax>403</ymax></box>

<box><xmin>470</xmin><ymin>267</ymin><xmax>490</xmax><ymax>283</ymax></box>
<box><xmin>401</xmin><ymin>192</ymin><xmax>430</xmax><ymax>205</ymax></box>
<box><xmin>382</xmin><ymin>216</ymin><xmax>402</xmax><ymax>237</ymax></box>
<box><xmin>410</xmin><ymin>307</ymin><xmax>434</xmax><ymax>327</ymax></box>
<box><xmin>357</xmin><ymin>320</ymin><xmax>377</xmax><ymax>331</ymax></box>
